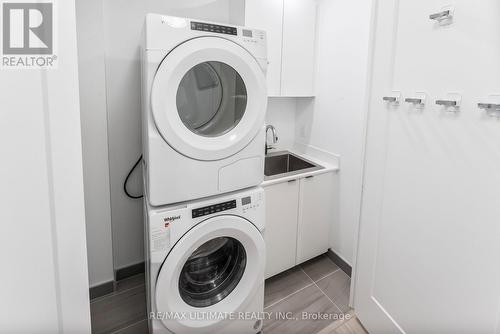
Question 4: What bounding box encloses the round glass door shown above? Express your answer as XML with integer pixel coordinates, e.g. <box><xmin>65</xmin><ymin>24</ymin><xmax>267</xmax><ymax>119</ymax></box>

<box><xmin>150</xmin><ymin>37</ymin><xmax>267</xmax><ymax>161</ymax></box>
<box><xmin>179</xmin><ymin>237</ymin><xmax>247</xmax><ymax>308</ymax></box>
<box><xmin>155</xmin><ymin>215</ymin><xmax>265</xmax><ymax>333</ymax></box>
<box><xmin>176</xmin><ymin>62</ymin><xmax>247</xmax><ymax>137</ymax></box>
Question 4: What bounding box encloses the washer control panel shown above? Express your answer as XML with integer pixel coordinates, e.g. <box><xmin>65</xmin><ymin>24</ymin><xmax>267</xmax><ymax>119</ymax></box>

<box><xmin>241</xmin><ymin>192</ymin><xmax>263</xmax><ymax>214</ymax></box>
<box><xmin>191</xmin><ymin>21</ymin><xmax>237</xmax><ymax>35</ymax></box>
<box><xmin>192</xmin><ymin>200</ymin><xmax>237</xmax><ymax>218</ymax></box>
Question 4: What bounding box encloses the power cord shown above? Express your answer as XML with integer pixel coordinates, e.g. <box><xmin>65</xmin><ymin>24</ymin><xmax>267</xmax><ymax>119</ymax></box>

<box><xmin>124</xmin><ymin>155</ymin><xmax>143</xmax><ymax>199</ymax></box>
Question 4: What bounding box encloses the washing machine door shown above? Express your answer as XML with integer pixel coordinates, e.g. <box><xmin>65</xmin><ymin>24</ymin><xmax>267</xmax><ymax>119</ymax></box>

<box><xmin>155</xmin><ymin>215</ymin><xmax>265</xmax><ymax>333</ymax></box>
<box><xmin>151</xmin><ymin>36</ymin><xmax>267</xmax><ymax>161</ymax></box>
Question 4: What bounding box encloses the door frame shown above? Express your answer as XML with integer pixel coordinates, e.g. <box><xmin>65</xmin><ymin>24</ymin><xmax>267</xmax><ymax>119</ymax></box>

<box><xmin>351</xmin><ymin>0</ymin><xmax>412</xmax><ymax>330</ymax></box>
<box><xmin>350</xmin><ymin>0</ymin><xmax>379</xmax><ymax>309</ymax></box>
<box><xmin>44</xmin><ymin>10</ymin><xmax>92</xmax><ymax>333</ymax></box>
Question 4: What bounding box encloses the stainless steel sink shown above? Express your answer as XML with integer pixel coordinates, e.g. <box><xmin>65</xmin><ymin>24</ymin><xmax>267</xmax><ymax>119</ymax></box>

<box><xmin>265</xmin><ymin>151</ymin><xmax>323</xmax><ymax>180</ymax></box>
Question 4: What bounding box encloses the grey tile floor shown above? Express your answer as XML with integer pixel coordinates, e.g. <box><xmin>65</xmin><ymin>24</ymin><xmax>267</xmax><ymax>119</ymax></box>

<box><xmin>263</xmin><ymin>254</ymin><xmax>351</xmax><ymax>334</ymax></box>
<box><xmin>321</xmin><ymin>316</ymin><xmax>368</xmax><ymax>334</ymax></box>
<box><xmin>90</xmin><ymin>253</ymin><xmax>353</xmax><ymax>334</ymax></box>
<box><xmin>90</xmin><ymin>274</ymin><xmax>147</xmax><ymax>334</ymax></box>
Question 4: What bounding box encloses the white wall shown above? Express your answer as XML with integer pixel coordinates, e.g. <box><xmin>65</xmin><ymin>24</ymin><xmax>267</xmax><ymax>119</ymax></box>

<box><xmin>295</xmin><ymin>0</ymin><xmax>373</xmax><ymax>265</ymax></box>
<box><xmin>266</xmin><ymin>98</ymin><xmax>298</xmax><ymax>151</ymax></box>
<box><xmin>101</xmin><ymin>0</ymin><xmax>245</xmax><ymax>270</ymax></box>
<box><xmin>76</xmin><ymin>0</ymin><xmax>115</xmax><ymax>288</ymax></box>
<box><xmin>0</xmin><ymin>0</ymin><xmax>91</xmax><ymax>331</ymax></box>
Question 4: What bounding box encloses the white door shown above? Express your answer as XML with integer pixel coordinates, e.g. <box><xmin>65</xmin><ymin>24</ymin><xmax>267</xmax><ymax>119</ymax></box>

<box><xmin>355</xmin><ymin>1</ymin><xmax>500</xmax><ymax>333</ymax></box>
<box><xmin>155</xmin><ymin>215</ymin><xmax>265</xmax><ymax>333</ymax></box>
<box><xmin>151</xmin><ymin>37</ymin><xmax>267</xmax><ymax>161</ymax></box>
<box><xmin>264</xmin><ymin>180</ymin><xmax>300</xmax><ymax>278</ymax></box>
<box><xmin>296</xmin><ymin>173</ymin><xmax>333</xmax><ymax>264</ymax></box>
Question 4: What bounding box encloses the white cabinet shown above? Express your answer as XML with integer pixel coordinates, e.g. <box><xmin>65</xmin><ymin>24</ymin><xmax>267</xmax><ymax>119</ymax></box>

<box><xmin>244</xmin><ymin>0</ymin><xmax>283</xmax><ymax>96</ymax></box>
<box><xmin>280</xmin><ymin>0</ymin><xmax>317</xmax><ymax>96</ymax></box>
<box><xmin>245</xmin><ymin>0</ymin><xmax>317</xmax><ymax>97</ymax></box>
<box><xmin>263</xmin><ymin>179</ymin><xmax>300</xmax><ymax>278</ymax></box>
<box><xmin>296</xmin><ymin>173</ymin><xmax>334</xmax><ymax>263</ymax></box>
<box><xmin>264</xmin><ymin>172</ymin><xmax>334</xmax><ymax>278</ymax></box>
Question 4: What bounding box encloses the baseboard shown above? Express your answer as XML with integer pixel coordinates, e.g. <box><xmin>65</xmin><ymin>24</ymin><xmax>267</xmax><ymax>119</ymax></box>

<box><xmin>90</xmin><ymin>262</ymin><xmax>146</xmax><ymax>300</ymax></box>
<box><xmin>327</xmin><ymin>249</ymin><xmax>352</xmax><ymax>277</ymax></box>
<box><xmin>89</xmin><ymin>280</ymin><xmax>114</xmax><ymax>300</ymax></box>
<box><xmin>115</xmin><ymin>261</ymin><xmax>145</xmax><ymax>281</ymax></box>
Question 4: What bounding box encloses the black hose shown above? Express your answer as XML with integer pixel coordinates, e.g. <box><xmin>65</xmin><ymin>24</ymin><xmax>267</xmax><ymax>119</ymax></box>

<box><xmin>123</xmin><ymin>155</ymin><xmax>143</xmax><ymax>199</ymax></box>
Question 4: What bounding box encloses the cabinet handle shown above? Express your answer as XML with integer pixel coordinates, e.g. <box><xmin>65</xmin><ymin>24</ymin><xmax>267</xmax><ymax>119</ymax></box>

<box><xmin>287</xmin><ymin>179</ymin><xmax>296</xmax><ymax>183</ymax></box>
<box><xmin>305</xmin><ymin>175</ymin><xmax>314</xmax><ymax>179</ymax></box>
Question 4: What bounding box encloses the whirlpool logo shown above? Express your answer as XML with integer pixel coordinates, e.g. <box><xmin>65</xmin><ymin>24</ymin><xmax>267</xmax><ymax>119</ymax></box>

<box><xmin>164</xmin><ymin>215</ymin><xmax>181</xmax><ymax>223</ymax></box>
<box><xmin>1</xmin><ymin>1</ymin><xmax>58</xmax><ymax>69</ymax></box>
<box><xmin>163</xmin><ymin>215</ymin><xmax>181</xmax><ymax>228</ymax></box>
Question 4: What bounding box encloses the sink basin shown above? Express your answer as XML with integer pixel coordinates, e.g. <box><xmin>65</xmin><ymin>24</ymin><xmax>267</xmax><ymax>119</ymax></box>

<box><xmin>265</xmin><ymin>151</ymin><xmax>323</xmax><ymax>180</ymax></box>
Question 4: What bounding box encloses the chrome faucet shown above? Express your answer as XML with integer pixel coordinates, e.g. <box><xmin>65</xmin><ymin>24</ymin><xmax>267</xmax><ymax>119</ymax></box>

<box><xmin>265</xmin><ymin>125</ymin><xmax>278</xmax><ymax>155</ymax></box>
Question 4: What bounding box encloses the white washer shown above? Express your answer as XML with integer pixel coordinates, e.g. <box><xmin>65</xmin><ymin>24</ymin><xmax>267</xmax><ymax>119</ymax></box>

<box><xmin>145</xmin><ymin>187</ymin><xmax>266</xmax><ymax>334</ymax></box>
<box><xmin>142</xmin><ymin>14</ymin><xmax>268</xmax><ymax>206</ymax></box>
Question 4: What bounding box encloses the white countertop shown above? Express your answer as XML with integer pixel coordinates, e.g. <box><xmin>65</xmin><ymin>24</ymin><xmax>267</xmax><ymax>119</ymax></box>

<box><xmin>262</xmin><ymin>149</ymin><xmax>340</xmax><ymax>187</ymax></box>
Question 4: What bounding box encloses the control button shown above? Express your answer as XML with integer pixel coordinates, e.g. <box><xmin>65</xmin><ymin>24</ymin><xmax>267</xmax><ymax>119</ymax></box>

<box><xmin>192</xmin><ymin>199</ymin><xmax>236</xmax><ymax>218</ymax></box>
<box><xmin>191</xmin><ymin>21</ymin><xmax>237</xmax><ymax>35</ymax></box>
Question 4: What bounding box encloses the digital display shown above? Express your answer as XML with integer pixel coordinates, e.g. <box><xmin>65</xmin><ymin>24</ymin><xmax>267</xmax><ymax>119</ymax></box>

<box><xmin>242</xmin><ymin>29</ymin><xmax>253</xmax><ymax>38</ymax></box>
<box><xmin>242</xmin><ymin>196</ymin><xmax>251</xmax><ymax>206</ymax></box>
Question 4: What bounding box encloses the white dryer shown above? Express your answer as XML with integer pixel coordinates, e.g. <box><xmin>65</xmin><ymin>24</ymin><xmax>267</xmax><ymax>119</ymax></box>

<box><xmin>142</xmin><ymin>15</ymin><xmax>268</xmax><ymax>206</ymax></box>
<box><xmin>145</xmin><ymin>187</ymin><xmax>265</xmax><ymax>334</ymax></box>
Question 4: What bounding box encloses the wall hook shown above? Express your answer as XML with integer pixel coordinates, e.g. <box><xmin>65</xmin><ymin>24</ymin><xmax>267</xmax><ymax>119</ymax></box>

<box><xmin>478</xmin><ymin>103</ymin><xmax>500</xmax><ymax>117</ymax></box>
<box><xmin>382</xmin><ymin>91</ymin><xmax>401</xmax><ymax>105</ymax></box>
<box><xmin>429</xmin><ymin>10</ymin><xmax>451</xmax><ymax>21</ymax></box>
<box><xmin>435</xmin><ymin>93</ymin><xmax>461</xmax><ymax>112</ymax></box>
<box><xmin>478</xmin><ymin>95</ymin><xmax>500</xmax><ymax>117</ymax></box>
<box><xmin>429</xmin><ymin>6</ymin><xmax>454</xmax><ymax>25</ymax></box>
<box><xmin>404</xmin><ymin>92</ymin><xmax>426</xmax><ymax>108</ymax></box>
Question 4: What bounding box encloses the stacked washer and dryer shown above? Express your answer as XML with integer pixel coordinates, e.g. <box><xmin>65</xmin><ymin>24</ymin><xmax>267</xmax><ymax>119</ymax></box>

<box><xmin>141</xmin><ymin>14</ymin><xmax>268</xmax><ymax>334</ymax></box>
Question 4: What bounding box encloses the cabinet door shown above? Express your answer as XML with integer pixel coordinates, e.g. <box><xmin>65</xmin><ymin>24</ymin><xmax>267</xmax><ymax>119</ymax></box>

<box><xmin>263</xmin><ymin>180</ymin><xmax>300</xmax><ymax>278</ymax></box>
<box><xmin>296</xmin><ymin>173</ymin><xmax>333</xmax><ymax>263</ymax></box>
<box><xmin>281</xmin><ymin>0</ymin><xmax>317</xmax><ymax>96</ymax></box>
<box><xmin>245</xmin><ymin>0</ymin><xmax>283</xmax><ymax>96</ymax></box>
